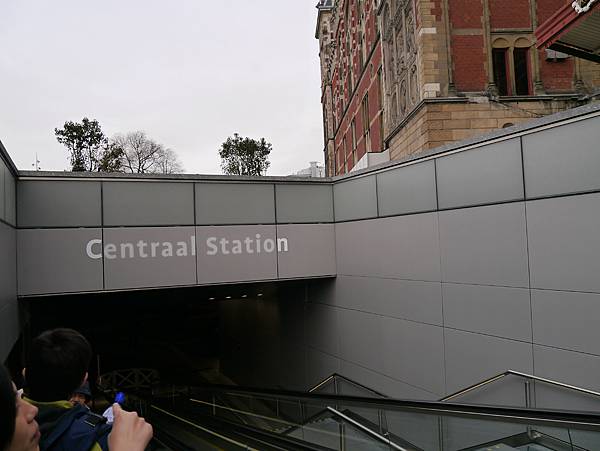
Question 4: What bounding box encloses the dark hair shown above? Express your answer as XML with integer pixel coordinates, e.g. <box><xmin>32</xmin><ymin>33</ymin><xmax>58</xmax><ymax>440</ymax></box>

<box><xmin>0</xmin><ymin>365</ymin><xmax>16</xmax><ymax>450</ymax></box>
<box><xmin>26</xmin><ymin>328</ymin><xmax>92</xmax><ymax>402</ymax></box>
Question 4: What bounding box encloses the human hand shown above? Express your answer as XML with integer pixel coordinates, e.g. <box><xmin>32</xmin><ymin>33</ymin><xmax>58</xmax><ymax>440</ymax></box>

<box><xmin>108</xmin><ymin>403</ymin><xmax>153</xmax><ymax>451</ymax></box>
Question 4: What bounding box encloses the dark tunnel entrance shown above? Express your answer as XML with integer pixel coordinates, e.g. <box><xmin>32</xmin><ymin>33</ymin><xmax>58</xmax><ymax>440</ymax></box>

<box><xmin>19</xmin><ymin>279</ymin><xmax>317</xmax><ymax>392</ymax></box>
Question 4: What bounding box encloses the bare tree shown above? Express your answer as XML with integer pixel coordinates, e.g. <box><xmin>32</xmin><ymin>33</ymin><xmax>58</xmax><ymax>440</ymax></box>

<box><xmin>111</xmin><ymin>131</ymin><xmax>183</xmax><ymax>174</ymax></box>
<box><xmin>155</xmin><ymin>148</ymin><xmax>184</xmax><ymax>174</ymax></box>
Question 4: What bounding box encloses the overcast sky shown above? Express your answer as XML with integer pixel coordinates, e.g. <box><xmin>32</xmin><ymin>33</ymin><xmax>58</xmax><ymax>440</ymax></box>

<box><xmin>0</xmin><ymin>1</ymin><xmax>324</xmax><ymax>175</ymax></box>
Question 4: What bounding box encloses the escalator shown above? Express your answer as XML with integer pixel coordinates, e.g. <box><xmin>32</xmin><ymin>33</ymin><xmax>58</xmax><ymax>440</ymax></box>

<box><xmin>136</xmin><ymin>382</ymin><xmax>600</xmax><ymax>450</ymax></box>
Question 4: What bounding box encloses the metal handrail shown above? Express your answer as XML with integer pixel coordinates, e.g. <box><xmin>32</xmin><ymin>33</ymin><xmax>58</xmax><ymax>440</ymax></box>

<box><xmin>151</xmin><ymin>404</ymin><xmax>259</xmax><ymax>450</ymax></box>
<box><xmin>309</xmin><ymin>372</ymin><xmax>387</xmax><ymax>398</ymax></box>
<box><xmin>327</xmin><ymin>407</ymin><xmax>409</xmax><ymax>451</ymax></box>
<box><xmin>440</xmin><ymin>369</ymin><xmax>600</xmax><ymax>402</ymax></box>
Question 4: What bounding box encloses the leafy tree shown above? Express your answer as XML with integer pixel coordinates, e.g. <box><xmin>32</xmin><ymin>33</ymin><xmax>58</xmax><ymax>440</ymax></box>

<box><xmin>111</xmin><ymin>131</ymin><xmax>183</xmax><ymax>174</ymax></box>
<box><xmin>55</xmin><ymin>118</ymin><xmax>122</xmax><ymax>172</ymax></box>
<box><xmin>219</xmin><ymin>133</ymin><xmax>272</xmax><ymax>176</ymax></box>
<box><xmin>98</xmin><ymin>142</ymin><xmax>125</xmax><ymax>172</ymax></box>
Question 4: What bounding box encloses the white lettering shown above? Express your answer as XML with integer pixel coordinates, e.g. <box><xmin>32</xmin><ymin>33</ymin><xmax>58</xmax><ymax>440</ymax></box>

<box><xmin>120</xmin><ymin>243</ymin><xmax>134</xmax><ymax>259</ymax></box>
<box><xmin>137</xmin><ymin>240</ymin><xmax>148</xmax><ymax>258</ymax></box>
<box><xmin>219</xmin><ymin>238</ymin><xmax>230</xmax><ymax>255</ymax></box>
<box><xmin>263</xmin><ymin>238</ymin><xmax>275</xmax><ymax>253</ymax></box>
<box><xmin>105</xmin><ymin>243</ymin><xmax>117</xmax><ymax>259</ymax></box>
<box><xmin>244</xmin><ymin>237</ymin><xmax>254</xmax><ymax>254</ymax></box>
<box><xmin>231</xmin><ymin>239</ymin><xmax>242</xmax><ymax>254</ymax></box>
<box><xmin>277</xmin><ymin>237</ymin><xmax>289</xmax><ymax>252</ymax></box>
<box><xmin>206</xmin><ymin>237</ymin><xmax>218</xmax><ymax>255</ymax></box>
<box><xmin>86</xmin><ymin>239</ymin><xmax>103</xmax><ymax>259</ymax></box>
<box><xmin>176</xmin><ymin>241</ymin><xmax>188</xmax><ymax>256</ymax></box>
<box><xmin>86</xmin><ymin>234</ymin><xmax>290</xmax><ymax>259</ymax></box>
<box><xmin>161</xmin><ymin>242</ymin><xmax>173</xmax><ymax>257</ymax></box>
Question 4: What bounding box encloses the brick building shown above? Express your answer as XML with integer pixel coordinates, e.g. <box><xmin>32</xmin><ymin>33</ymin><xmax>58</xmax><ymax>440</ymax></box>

<box><xmin>316</xmin><ymin>0</ymin><xmax>600</xmax><ymax>176</ymax></box>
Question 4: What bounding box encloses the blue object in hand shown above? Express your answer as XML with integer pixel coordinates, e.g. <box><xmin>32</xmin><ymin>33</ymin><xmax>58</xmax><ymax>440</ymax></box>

<box><xmin>114</xmin><ymin>392</ymin><xmax>125</xmax><ymax>405</ymax></box>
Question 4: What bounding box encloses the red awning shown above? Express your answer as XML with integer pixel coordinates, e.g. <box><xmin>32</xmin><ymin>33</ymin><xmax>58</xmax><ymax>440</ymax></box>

<box><xmin>536</xmin><ymin>1</ymin><xmax>600</xmax><ymax>63</ymax></box>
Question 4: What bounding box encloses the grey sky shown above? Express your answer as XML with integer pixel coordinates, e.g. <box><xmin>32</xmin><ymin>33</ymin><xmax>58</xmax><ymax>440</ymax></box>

<box><xmin>0</xmin><ymin>1</ymin><xmax>324</xmax><ymax>175</ymax></box>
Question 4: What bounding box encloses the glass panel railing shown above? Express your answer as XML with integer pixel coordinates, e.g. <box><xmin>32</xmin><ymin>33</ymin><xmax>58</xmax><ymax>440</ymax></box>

<box><xmin>142</xmin><ymin>384</ymin><xmax>600</xmax><ymax>451</ymax></box>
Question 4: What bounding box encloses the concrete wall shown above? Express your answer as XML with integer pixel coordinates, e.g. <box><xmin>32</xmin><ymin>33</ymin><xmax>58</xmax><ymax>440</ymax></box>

<box><xmin>16</xmin><ymin>181</ymin><xmax>335</xmax><ymax>295</ymax></box>
<box><xmin>316</xmin><ymin>113</ymin><xmax>600</xmax><ymax>410</ymax></box>
<box><xmin>220</xmin><ymin>111</ymin><xmax>600</xmax><ymax>412</ymax></box>
<box><xmin>0</xmin><ymin>148</ymin><xmax>18</xmax><ymax>361</ymax></box>
<box><xmin>5</xmin><ymin>105</ymin><xmax>600</xmax><ymax>412</ymax></box>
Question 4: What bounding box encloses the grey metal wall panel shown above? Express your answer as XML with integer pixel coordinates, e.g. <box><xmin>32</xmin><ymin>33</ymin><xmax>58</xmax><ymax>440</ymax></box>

<box><xmin>385</xmin><ymin>410</ymin><xmax>440</xmax><ymax>451</ymax></box>
<box><xmin>531</xmin><ymin>428</ymin><xmax>600</xmax><ymax>451</ymax></box>
<box><xmin>339</xmin><ymin>308</ymin><xmax>383</xmax><ymax>375</ymax></box>
<box><xmin>534</xmin><ymin>345</ymin><xmax>600</xmax><ymax>411</ymax></box>
<box><xmin>196</xmin><ymin>225</ymin><xmax>277</xmax><ymax>284</ymax></box>
<box><xmin>0</xmin><ymin>221</ymin><xmax>17</xmax><ymax>360</ymax></box>
<box><xmin>523</xmin><ymin>116</ymin><xmax>600</xmax><ymax>198</ymax></box>
<box><xmin>376</xmin><ymin>160</ymin><xmax>437</xmax><ymax>216</ymax></box>
<box><xmin>4</xmin><ymin>169</ymin><xmax>15</xmax><ymax>226</ymax></box>
<box><xmin>381</xmin><ymin>317</ymin><xmax>445</xmax><ymax>394</ymax></box>
<box><xmin>305</xmin><ymin>302</ymin><xmax>339</xmax><ymax>356</ymax></box>
<box><xmin>532</xmin><ymin>289</ymin><xmax>600</xmax><ymax>356</ymax></box>
<box><xmin>334</xmin><ymin>276</ymin><xmax>443</xmax><ymax>325</ymax></box>
<box><xmin>18</xmin><ymin>181</ymin><xmax>101</xmax><ymax>227</ymax></box>
<box><xmin>527</xmin><ymin>193</ymin><xmax>600</xmax><ymax>292</ymax></box>
<box><xmin>443</xmin><ymin>283</ymin><xmax>532</xmax><ymax>342</ymax></box>
<box><xmin>0</xmin><ymin>222</ymin><xmax>16</xmax><ymax>308</ymax></box>
<box><xmin>436</xmin><ymin>138</ymin><xmax>524</xmax><ymax>209</ymax></box>
<box><xmin>277</xmin><ymin>224</ymin><xmax>336</xmax><ymax>279</ymax></box>
<box><xmin>0</xmin><ymin>301</ymin><xmax>19</xmax><ymax>361</ymax></box>
<box><xmin>275</xmin><ymin>184</ymin><xmax>333</xmax><ymax>223</ymax></box>
<box><xmin>195</xmin><ymin>183</ymin><xmax>275</xmax><ymax>225</ymax></box>
<box><xmin>439</xmin><ymin>203</ymin><xmax>529</xmax><ymax>287</ymax></box>
<box><xmin>17</xmin><ymin>228</ymin><xmax>103</xmax><ymax>295</ymax></box>
<box><xmin>103</xmin><ymin>227</ymin><xmax>197</xmax><ymax>290</ymax></box>
<box><xmin>0</xmin><ymin>160</ymin><xmax>5</xmax><ymax>222</ymax></box>
<box><xmin>444</xmin><ymin>329</ymin><xmax>533</xmax><ymax>394</ymax></box>
<box><xmin>335</xmin><ymin>213</ymin><xmax>441</xmax><ymax>281</ymax></box>
<box><xmin>275</xmin><ymin>343</ymin><xmax>307</xmax><ymax>391</ymax></box>
<box><xmin>339</xmin><ymin>359</ymin><xmax>438</xmax><ymax>400</ymax></box>
<box><xmin>443</xmin><ymin>418</ymin><xmax>526</xmax><ymax>451</ymax></box>
<box><xmin>333</xmin><ymin>176</ymin><xmax>377</xmax><ymax>222</ymax></box>
<box><xmin>103</xmin><ymin>182</ymin><xmax>194</xmax><ymax>226</ymax></box>
<box><xmin>306</xmin><ymin>347</ymin><xmax>341</xmax><ymax>388</ymax></box>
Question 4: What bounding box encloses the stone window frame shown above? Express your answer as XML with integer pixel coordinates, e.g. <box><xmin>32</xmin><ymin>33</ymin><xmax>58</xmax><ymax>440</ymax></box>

<box><xmin>491</xmin><ymin>35</ymin><xmax>534</xmax><ymax>96</ymax></box>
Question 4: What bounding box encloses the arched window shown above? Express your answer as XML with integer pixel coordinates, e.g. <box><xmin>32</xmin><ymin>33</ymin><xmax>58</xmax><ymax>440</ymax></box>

<box><xmin>492</xmin><ymin>37</ymin><xmax>532</xmax><ymax>96</ymax></box>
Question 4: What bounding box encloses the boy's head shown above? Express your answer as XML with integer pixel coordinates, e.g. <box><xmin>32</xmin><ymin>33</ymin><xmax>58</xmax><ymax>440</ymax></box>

<box><xmin>26</xmin><ymin>328</ymin><xmax>92</xmax><ymax>402</ymax></box>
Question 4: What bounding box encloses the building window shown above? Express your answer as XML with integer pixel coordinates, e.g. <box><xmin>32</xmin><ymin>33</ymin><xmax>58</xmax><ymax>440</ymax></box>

<box><xmin>323</xmin><ymin>104</ymin><xmax>329</xmax><ymax>144</ymax></box>
<box><xmin>492</xmin><ymin>48</ymin><xmax>509</xmax><ymax>96</ymax></box>
<box><xmin>361</xmin><ymin>94</ymin><xmax>370</xmax><ymax>153</ymax></box>
<box><xmin>351</xmin><ymin>119</ymin><xmax>357</xmax><ymax>165</ymax></box>
<box><xmin>359</xmin><ymin>36</ymin><xmax>365</xmax><ymax>69</ymax></box>
<box><xmin>344</xmin><ymin>133</ymin><xmax>348</xmax><ymax>172</ymax></box>
<box><xmin>513</xmin><ymin>48</ymin><xmax>530</xmax><ymax>96</ymax></box>
<box><xmin>377</xmin><ymin>68</ymin><xmax>383</xmax><ymax>109</ymax></box>
<box><xmin>492</xmin><ymin>37</ymin><xmax>532</xmax><ymax>96</ymax></box>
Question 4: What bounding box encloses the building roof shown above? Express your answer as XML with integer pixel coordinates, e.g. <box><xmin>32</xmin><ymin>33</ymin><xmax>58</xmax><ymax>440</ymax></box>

<box><xmin>316</xmin><ymin>0</ymin><xmax>333</xmax><ymax>10</ymax></box>
<box><xmin>536</xmin><ymin>1</ymin><xmax>600</xmax><ymax>63</ymax></box>
<box><xmin>315</xmin><ymin>0</ymin><xmax>334</xmax><ymax>39</ymax></box>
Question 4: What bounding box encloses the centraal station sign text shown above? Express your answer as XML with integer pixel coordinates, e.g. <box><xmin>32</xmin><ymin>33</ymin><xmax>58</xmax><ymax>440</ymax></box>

<box><xmin>86</xmin><ymin>234</ymin><xmax>289</xmax><ymax>260</ymax></box>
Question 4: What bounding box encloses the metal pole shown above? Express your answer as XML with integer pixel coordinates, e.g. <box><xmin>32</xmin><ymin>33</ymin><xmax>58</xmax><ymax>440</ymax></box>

<box><xmin>525</xmin><ymin>380</ymin><xmax>534</xmax><ymax>439</ymax></box>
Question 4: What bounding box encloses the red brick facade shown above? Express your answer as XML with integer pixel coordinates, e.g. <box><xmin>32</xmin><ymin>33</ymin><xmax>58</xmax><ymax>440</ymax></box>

<box><xmin>317</xmin><ymin>0</ymin><xmax>598</xmax><ymax>176</ymax></box>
